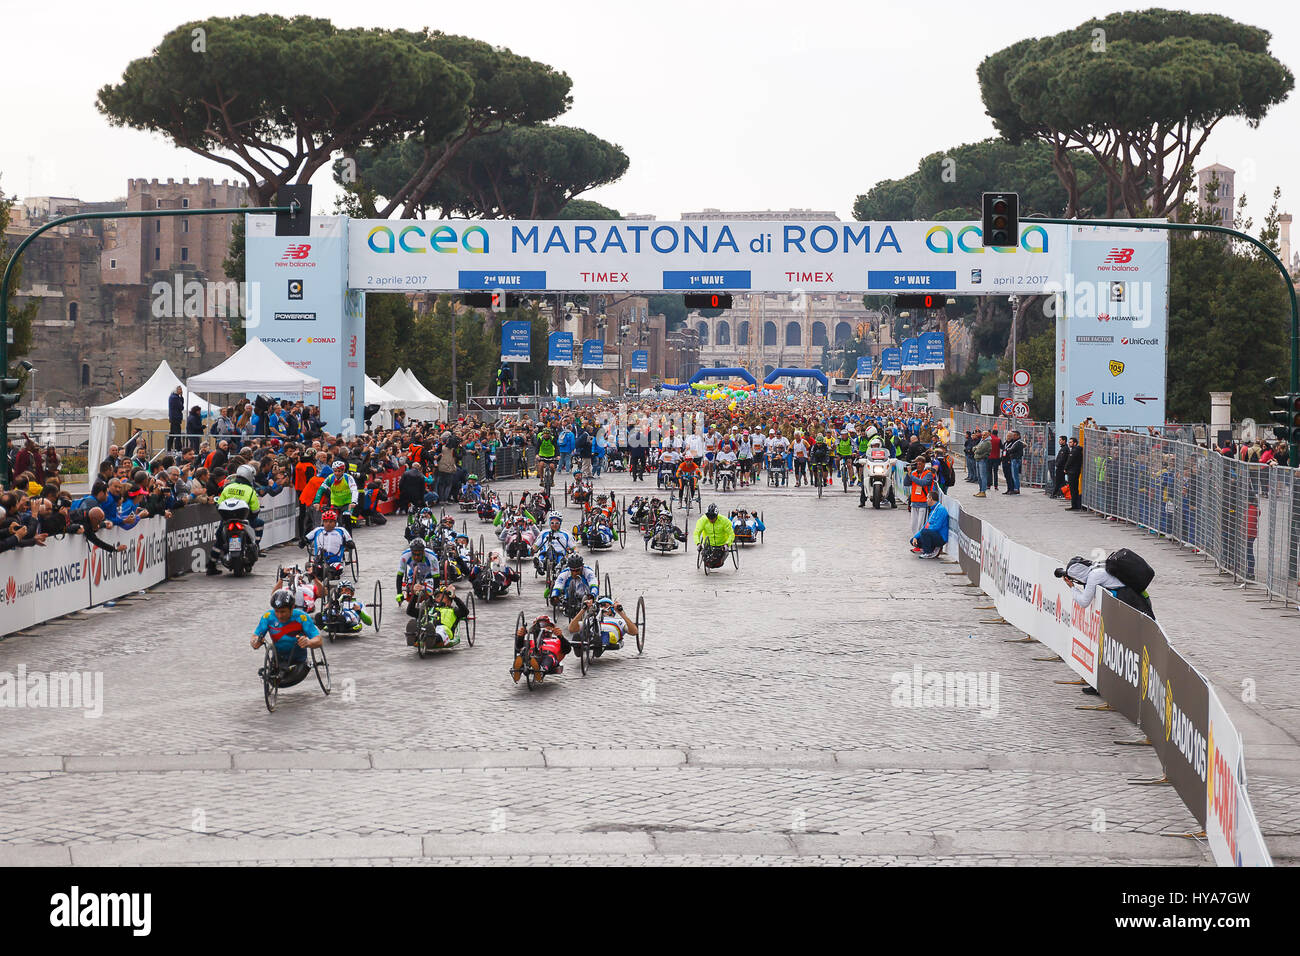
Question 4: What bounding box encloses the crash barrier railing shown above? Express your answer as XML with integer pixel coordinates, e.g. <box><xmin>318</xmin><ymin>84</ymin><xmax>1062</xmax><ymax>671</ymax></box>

<box><xmin>937</xmin><ymin>408</ymin><xmax>1053</xmax><ymax>489</ymax></box>
<box><xmin>1082</xmin><ymin>429</ymin><xmax>1299</xmax><ymax>610</ymax></box>
<box><xmin>1</xmin><ymin>487</ymin><xmax>301</xmax><ymax>638</ymax></box>
<box><xmin>457</xmin><ymin>446</ymin><xmax>535</xmax><ymax>482</ymax></box>
<box><xmin>937</xmin><ymin>486</ymin><xmax>1271</xmax><ymax>866</ymax></box>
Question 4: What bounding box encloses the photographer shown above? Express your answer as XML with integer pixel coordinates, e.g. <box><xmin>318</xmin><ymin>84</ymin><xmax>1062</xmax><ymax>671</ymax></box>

<box><xmin>1058</xmin><ymin>556</ymin><xmax>1154</xmax><ymax>620</ymax></box>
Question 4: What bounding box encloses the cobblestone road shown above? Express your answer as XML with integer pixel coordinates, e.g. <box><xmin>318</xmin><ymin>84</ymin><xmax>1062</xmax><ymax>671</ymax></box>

<box><xmin>4</xmin><ymin>469</ymin><xmax>1289</xmax><ymax>865</ymax></box>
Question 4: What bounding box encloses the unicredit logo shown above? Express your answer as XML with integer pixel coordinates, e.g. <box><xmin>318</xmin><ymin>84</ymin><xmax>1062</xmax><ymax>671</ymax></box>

<box><xmin>1120</xmin><ymin>336</ymin><xmax>1160</xmax><ymax>346</ymax></box>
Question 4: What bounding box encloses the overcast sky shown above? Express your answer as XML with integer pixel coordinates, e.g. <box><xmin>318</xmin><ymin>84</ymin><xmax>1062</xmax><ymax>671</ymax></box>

<box><xmin>6</xmin><ymin>0</ymin><xmax>1299</xmax><ymax>227</ymax></box>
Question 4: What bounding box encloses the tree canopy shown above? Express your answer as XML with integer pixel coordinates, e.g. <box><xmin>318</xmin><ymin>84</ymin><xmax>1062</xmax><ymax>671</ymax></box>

<box><xmin>977</xmin><ymin>9</ymin><xmax>1293</xmax><ymax>217</ymax></box>
<box><xmin>97</xmin><ymin>16</ymin><xmax>475</xmax><ymax>206</ymax></box>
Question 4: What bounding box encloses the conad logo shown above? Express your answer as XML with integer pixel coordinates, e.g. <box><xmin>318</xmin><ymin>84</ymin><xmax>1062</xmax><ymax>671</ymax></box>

<box><xmin>367</xmin><ymin>224</ymin><xmax>489</xmax><ymax>254</ymax></box>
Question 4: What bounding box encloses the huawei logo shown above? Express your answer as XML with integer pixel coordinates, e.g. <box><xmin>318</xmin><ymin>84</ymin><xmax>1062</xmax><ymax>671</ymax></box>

<box><xmin>5</xmin><ymin>576</ymin><xmax>14</xmax><ymax>603</ymax></box>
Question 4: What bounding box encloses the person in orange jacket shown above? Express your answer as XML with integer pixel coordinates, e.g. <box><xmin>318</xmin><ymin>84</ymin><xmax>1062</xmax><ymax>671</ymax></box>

<box><xmin>298</xmin><ymin>473</ymin><xmax>325</xmax><ymax>546</ymax></box>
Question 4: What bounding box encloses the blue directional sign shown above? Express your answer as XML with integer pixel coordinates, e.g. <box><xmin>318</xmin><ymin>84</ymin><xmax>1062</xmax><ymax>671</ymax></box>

<box><xmin>631</xmin><ymin>349</ymin><xmax>648</xmax><ymax>373</ymax></box>
<box><xmin>458</xmin><ymin>270</ymin><xmax>547</xmax><ymax>289</ymax></box>
<box><xmin>548</xmin><ymin>331</ymin><xmax>573</xmax><ymax>367</ymax></box>
<box><xmin>856</xmin><ymin>356</ymin><xmax>873</xmax><ymax>377</ymax></box>
<box><xmin>867</xmin><ymin>270</ymin><xmax>956</xmax><ymax>291</ymax></box>
<box><xmin>581</xmin><ymin>338</ymin><xmax>605</xmax><ymax>369</ymax></box>
<box><xmin>901</xmin><ymin>337</ymin><xmax>921</xmax><ymax>370</ymax></box>
<box><xmin>500</xmin><ymin>320</ymin><xmax>530</xmax><ymax>363</ymax></box>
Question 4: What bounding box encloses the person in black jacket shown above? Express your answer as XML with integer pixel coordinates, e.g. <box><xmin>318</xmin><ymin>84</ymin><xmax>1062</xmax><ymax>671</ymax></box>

<box><xmin>168</xmin><ymin>386</ymin><xmax>184</xmax><ymax>452</ymax></box>
<box><xmin>963</xmin><ymin>431</ymin><xmax>977</xmax><ymax>482</ymax></box>
<box><xmin>1050</xmin><ymin>436</ymin><xmax>1069</xmax><ymax>498</ymax></box>
<box><xmin>1065</xmin><ymin>437</ymin><xmax>1084</xmax><ymax>510</ymax></box>
<box><xmin>186</xmin><ymin>405</ymin><xmax>204</xmax><ymax>454</ymax></box>
<box><xmin>1002</xmin><ymin>430</ymin><xmax>1025</xmax><ymax>494</ymax></box>
<box><xmin>397</xmin><ymin>462</ymin><xmax>426</xmax><ymax>514</ymax></box>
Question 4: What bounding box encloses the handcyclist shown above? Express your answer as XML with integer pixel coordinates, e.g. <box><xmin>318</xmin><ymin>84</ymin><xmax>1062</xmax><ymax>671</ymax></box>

<box><xmin>511</xmin><ymin>614</ymin><xmax>572</xmax><ymax>682</ymax></box>
<box><xmin>395</xmin><ymin>537</ymin><xmax>436</xmax><ymax>614</ymax></box>
<box><xmin>420</xmin><ymin>584</ymin><xmax>469</xmax><ymax>648</ymax></box>
<box><xmin>533</xmin><ymin>511</ymin><xmax>573</xmax><ymax>575</ymax></box>
<box><xmin>714</xmin><ymin>440</ymin><xmax>738</xmax><ymax>490</ymax></box>
<box><xmin>549</xmin><ymin>550</ymin><xmax>599</xmax><ymax>609</ymax></box>
<box><xmin>568</xmin><ymin>594</ymin><xmax>639</xmax><ymax>652</ymax></box>
<box><xmin>302</xmin><ymin>509</ymin><xmax>354</xmax><ymax>579</ymax></box>
<box><xmin>252</xmin><ymin>590</ymin><xmax>322</xmax><ymax>687</ymax></box>
<box><xmin>694</xmin><ymin>503</ymin><xmax>735</xmax><ymax>567</ymax></box>
<box><xmin>317</xmin><ymin>580</ymin><xmax>372</xmax><ymax>632</ymax></box>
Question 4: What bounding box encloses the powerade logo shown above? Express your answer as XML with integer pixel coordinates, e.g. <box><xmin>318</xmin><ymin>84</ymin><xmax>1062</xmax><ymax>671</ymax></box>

<box><xmin>925</xmin><ymin>225</ymin><xmax>1049</xmax><ymax>254</ymax></box>
<box><xmin>368</xmin><ymin>224</ymin><xmax>488</xmax><ymax>254</ymax></box>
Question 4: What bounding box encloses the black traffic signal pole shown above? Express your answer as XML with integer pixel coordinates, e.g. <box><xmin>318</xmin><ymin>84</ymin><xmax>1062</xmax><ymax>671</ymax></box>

<box><xmin>0</xmin><ymin>201</ymin><xmax>298</xmax><ymax>483</ymax></box>
<box><xmin>1031</xmin><ymin>216</ymin><xmax>1300</xmax><ymax>467</ymax></box>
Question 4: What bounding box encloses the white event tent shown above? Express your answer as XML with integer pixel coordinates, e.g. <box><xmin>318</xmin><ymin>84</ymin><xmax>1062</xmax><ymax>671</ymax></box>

<box><xmin>89</xmin><ymin>361</ymin><xmax>221</xmax><ymax>470</ymax></box>
<box><xmin>381</xmin><ymin>368</ymin><xmax>448</xmax><ymax>422</ymax></box>
<box><xmin>566</xmin><ymin>378</ymin><xmax>611</xmax><ymax>396</ymax></box>
<box><xmin>186</xmin><ymin>337</ymin><xmax>322</xmax><ymax>399</ymax></box>
<box><xmin>364</xmin><ymin>376</ymin><xmax>403</xmax><ymax>429</ymax></box>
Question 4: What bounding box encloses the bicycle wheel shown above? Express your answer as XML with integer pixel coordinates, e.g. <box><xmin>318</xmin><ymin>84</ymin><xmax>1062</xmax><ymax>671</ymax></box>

<box><xmin>312</xmin><ymin>644</ymin><xmax>331</xmax><ymax>695</ymax></box>
<box><xmin>817</xmin><ymin>470</ymin><xmax>824</xmax><ymax>499</ymax></box>
<box><xmin>465</xmin><ymin>592</ymin><xmax>477</xmax><ymax>647</ymax></box>
<box><xmin>635</xmin><ymin>595</ymin><xmax>646</xmax><ymax>654</ymax></box>
<box><xmin>262</xmin><ymin>643</ymin><xmax>280</xmax><ymax>713</ymax></box>
<box><xmin>842</xmin><ymin>462</ymin><xmax>848</xmax><ymax>494</ymax></box>
<box><xmin>373</xmin><ymin>580</ymin><xmax>383</xmax><ymax>632</ymax></box>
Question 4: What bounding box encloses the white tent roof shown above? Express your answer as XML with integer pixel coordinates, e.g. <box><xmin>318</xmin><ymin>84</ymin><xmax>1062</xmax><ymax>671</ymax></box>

<box><xmin>382</xmin><ymin>369</ymin><xmax>447</xmax><ymax>422</ymax></box>
<box><xmin>186</xmin><ymin>337</ymin><xmax>321</xmax><ymax>395</ymax></box>
<box><xmin>366</xmin><ymin>376</ymin><xmax>402</xmax><ymax>409</ymax></box>
<box><xmin>567</xmin><ymin>378</ymin><xmax>611</xmax><ymax>396</ymax></box>
<box><xmin>88</xmin><ymin>361</ymin><xmax>221</xmax><ymax>469</ymax></box>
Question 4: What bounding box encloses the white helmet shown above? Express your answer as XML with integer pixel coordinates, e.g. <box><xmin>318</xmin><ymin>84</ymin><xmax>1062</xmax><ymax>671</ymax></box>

<box><xmin>548</xmin><ymin>511</ymin><xmax>563</xmax><ymax>523</ymax></box>
<box><xmin>236</xmin><ymin>464</ymin><xmax>256</xmax><ymax>482</ymax></box>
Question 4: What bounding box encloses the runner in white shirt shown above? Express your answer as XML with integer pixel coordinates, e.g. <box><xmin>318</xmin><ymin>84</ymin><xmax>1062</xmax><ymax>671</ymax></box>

<box><xmin>702</xmin><ymin>428</ymin><xmax>721</xmax><ymax>484</ymax></box>
<box><xmin>790</xmin><ymin>432</ymin><xmax>810</xmax><ymax>487</ymax></box>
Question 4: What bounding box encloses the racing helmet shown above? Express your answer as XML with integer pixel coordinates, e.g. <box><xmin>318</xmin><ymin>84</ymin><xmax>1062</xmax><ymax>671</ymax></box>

<box><xmin>597</xmin><ymin>596</ymin><xmax>615</xmax><ymax>609</ymax></box>
<box><xmin>441</xmin><ymin>514</ymin><xmax>456</xmax><ymax>525</ymax></box>
<box><xmin>468</xmin><ymin>474</ymin><xmax>478</xmax><ymax>481</ymax></box>
<box><xmin>270</xmin><ymin>590</ymin><xmax>294</xmax><ymax>611</ymax></box>
<box><xmin>548</xmin><ymin>511</ymin><xmax>563</xmax><ymax>524</ymax></box>
<box><xmin>236</xmin><ymin>464</ymin><xmax>257</xmax><ymax>482</ymax></box>
<box><xmin>706</xmin><ymin>504</ymin><xmax>718</xmax><ymax>518</ymax></box>
<box><xmin>332</xmin><ymin>460</ymin><xmax>346</xmax><ymax>471</ymax></box>
<box><xmin>566</xmin><ymin>552</ymin><xmax>584</xmax><ymax>570</ymax></box>
<box><xmin>409</xmin><ymin>537</ymin><xmax>426</xmax><ymax>553</ymax></box>
<box><xmin>322</xmin><ymin>509</ymin><xmax>338</xmax><ymax>522</ymax></box>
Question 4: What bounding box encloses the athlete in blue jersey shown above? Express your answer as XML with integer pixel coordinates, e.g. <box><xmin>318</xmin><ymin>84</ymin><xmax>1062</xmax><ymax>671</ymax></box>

<box><xmin>251</xmin><ymin>590</ymin><xmax>323</xmax><ymax>687</ymax></box>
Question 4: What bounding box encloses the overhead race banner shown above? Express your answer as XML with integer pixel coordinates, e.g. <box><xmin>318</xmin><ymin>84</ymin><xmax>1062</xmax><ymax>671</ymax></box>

<box><xmin>631</xmin><ymin>349</ymin><xmax>648</xmax><ymax>373</ymax></box>
<box><xmin>581</xmin><ymin>339</ymin><xmax>604</xmax><ymax>369</ymax></box>
<box><xmin>548</xmin><ymin>331</ymin><xmax>574</xmax><ymax>367</ymax></box>
<box><xmin>348</xmin><ymin>219</ymin><xmax>1068</xmax><ymax>293</ymax></box>
<box><xmin>1058</xmin><ymin>224</ymin><xmax>1170</xmax><ymax>433</ymax></box>
<box><xmin>881</xmin><ymin>348</ymin><xmax>902</xmax><ymax>376</ymax></box>
<box><xmin>901</xmin><ymin>337</ymin><xmax>921</xmax><ymax>370</ymax></box>
<box><xmin>856</xmin><ymin>355</ymin><xmax>873</xmax><ymax>377</ymax></box>
<box><xmin>919</xmin><ymin>331</ymin><xmax>945</xmax><ymax>370</ymax></box>
<box><xmin>501</xmin><ymin>320</ymin><xmax>531</xmax><ymax>363</ymax></box>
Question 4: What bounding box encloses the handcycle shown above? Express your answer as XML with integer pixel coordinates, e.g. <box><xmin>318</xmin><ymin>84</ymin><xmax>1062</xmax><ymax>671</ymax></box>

<box><xmin>547</xmin><ymin>558</ymin><xmax>600</xmax><ymax>621</ymax></box>
<box><xmin>766</xmin><ymin>454</ymin><xmax>788</xmax><ymax>487</ymax></box>
<box><xmin>469</xmin><ymin>536</ymin><xmax>522</xmax><ymax>603</ymax></box>
<box><xmin>645</xmin><ymin>510</ymin><xmax>690</xmax><ymax>555</ymax></box>
<box><xmin>409</xmin><ymin>583</ymin><xmax>477</xmax><ymax>658</ymax></box>
<box><xmin>731</xmin><ymin>509</ymin><xmax>765</xmax><ymax>546</ymax></box>
<box><xmin>258</xmin><ymin>636</ymin><xmax>330</xmax><ymax>713</ymax></box>
<box><xmin>570</xmin><ymin>591</ymin><xmax>647</xmax><ymax>675</ymax></box>
<box><xmin>564</xmin><ymin>475</ymin><xmax>592</xmax><ymax>509</ymax></box>
<box><xmin>317</xmin><ymin>578</ymin><xmax>383</xmax><ymax>641</ymax></box>
<box><xmin>696</xmin><ymin>539</ymin><xmax>740</xmax><ymax>575</ymax></box>
<box><xmin>715</xmin><ymin>463</ymin><xmax>737</xmax><ymax>492</ymax></box>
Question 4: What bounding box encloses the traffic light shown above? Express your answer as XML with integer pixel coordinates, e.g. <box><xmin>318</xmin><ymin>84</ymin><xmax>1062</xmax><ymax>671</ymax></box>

<box><xmin>1269</xmin><ymin>393</ymin><xmax>1300</xmax><ymax>444</ymax></box>
<box><xmin>1</xmin><ymin>377</ymin><xmax>20</xmax><ymax>425</ymax></box>
<box><xmin>982</xmin><ymin>192</ymin><xmax>1019</xmax><ymax>247</ymax></box>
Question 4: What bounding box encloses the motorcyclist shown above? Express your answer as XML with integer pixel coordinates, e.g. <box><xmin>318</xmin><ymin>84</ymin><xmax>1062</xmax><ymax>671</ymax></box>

<box><xmin>208</xmin><ymin>463</ymin><xmax>262</xmax><ymax>575</ymax></box>
<box><xmin>858</xmin><ymin>436</ymin><xmax>897</xmax><ymax>509</ymax></box>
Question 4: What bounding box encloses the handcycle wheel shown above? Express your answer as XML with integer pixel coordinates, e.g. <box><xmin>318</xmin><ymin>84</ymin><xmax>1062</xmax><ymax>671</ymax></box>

<box><xmin>594</xmin><ymin>559</ymin><xmax>601</xmax><ymax>594</ymax></box>
<box><xmin>262</xmin><ymin>643</ymin><xmax>280</xmax><ymax>713</ymax></box>
<box><xmin>312</xmin><ymin>644</ymin><xmax>331</xmax><ymax>695</ymax></box>
<box><xmin>465</xmin><ymin>592</ymin><xmax>477</xmax><ymax>647</ymax></box>
<box><xmin>603</xmin><ymin>572</ymin><xmax>612</xmax><ymax>600</ymax></box>
<box><xmin>478</xmin><ymin>534</ymin><xmax>486</xmax><ymax>565</ymax></box>
<box><xmin>759</xmin><ymin>511</ymin><xmax>765</xmax><ymax>544</ymax></box>
<box><xmin>347</xmin><ymin>546</ymin><xmax>360</xmax><ymax>582</ymax></box>
<box><xmin>731</xmin><ymin>545</ymin><xmax>740</xmax><ymax>569</ymax></box>
<box><xmin>579</xmin><ymin>612</ymin><xmax>597</xmax><ymax>675</ymax></box>
<box><xmin>373</xmin><ymin>580</ymin><xmax>383</xmax><ymax>632</ymax></box>
<box><xmin>697</xmin><ymin>546</ymin><xmax>706</xmax><ymax>574</ymax></box>
<box><xmin>635</xmin><ymin>595</ymin><xmax>646</xmax><ymax>654</ymax></box>
<box><xmin>564</xmin><ymin>483</ymin><xmax>570</xmax><ymax>508</ymax></box>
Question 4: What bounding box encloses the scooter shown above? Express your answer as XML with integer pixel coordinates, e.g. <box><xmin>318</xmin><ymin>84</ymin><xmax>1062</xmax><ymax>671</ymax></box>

<box><xmin>215</xmin><ymin>499</ymin><xmax>260</xmax><ymax>576</ymax></box>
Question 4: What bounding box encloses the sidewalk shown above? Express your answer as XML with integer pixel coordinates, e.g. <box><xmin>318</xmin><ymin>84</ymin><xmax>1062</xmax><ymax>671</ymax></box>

<box><xmin>949</xmin><ymin>483</ymin><xmax>1300</xmax><ymax>852</ymax></box>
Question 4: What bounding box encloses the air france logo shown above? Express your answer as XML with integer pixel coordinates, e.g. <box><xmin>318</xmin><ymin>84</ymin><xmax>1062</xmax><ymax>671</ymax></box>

<box><xmin>367</xmin><ymin>224</ymin><xmax>489</xmax><ymax>254</ymax></box>
<box><xmin>925</xmin><ymin>225</ymin><xmax>1049</xmax><ymax>254</ymax></box>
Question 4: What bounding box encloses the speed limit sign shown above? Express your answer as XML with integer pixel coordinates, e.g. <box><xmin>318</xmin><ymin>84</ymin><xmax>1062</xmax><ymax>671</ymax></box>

<box><xmin>1000</xmin><ymin>399</ymin><xmax>1015</xmax><ymax>416</ymax></box>
<box><xmin>1012</xmin><ymin>401</ymin><xmax>1030</xmax><ymax>419</ymax></box>
<box><xmin>1012</xmin><ymin>369</ymin><xmax>1031</xmax><ymax>388</ymax></box>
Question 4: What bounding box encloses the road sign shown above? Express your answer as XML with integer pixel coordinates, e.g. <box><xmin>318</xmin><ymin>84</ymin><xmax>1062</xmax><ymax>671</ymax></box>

<box><xmin>1012</xmin><ymin>401</ymin><xmax>1030</xmax><ymax>419</ymax></box>
<box><xmin>1012</xmin><ymin>369</ymin><xmax>1030</xmax><ymax>387</ymax></box>
<box><xmin>1000</xmin><ymin>398</ymin><xmax>1015</xmax><ymax>416</ymax></box>
<box><xmin>1012</xmin><ymin>386</ymin><xmax>1031</xmax><ymax>402</ymax></box>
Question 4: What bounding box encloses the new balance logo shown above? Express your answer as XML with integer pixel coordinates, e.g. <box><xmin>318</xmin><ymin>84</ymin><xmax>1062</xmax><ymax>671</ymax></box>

<box><xmin>1102</xmin><ymin>248</ymin><xmax>1134</xmax><ymax>264</ymax></box>
<box><xmin>281</xmin><ymin>244</ymin><xmax>311</xmax><ymax>260</ymax></box>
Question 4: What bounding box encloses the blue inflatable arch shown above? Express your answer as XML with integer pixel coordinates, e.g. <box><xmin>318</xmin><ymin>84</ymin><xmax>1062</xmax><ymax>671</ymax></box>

<box><xmin>764</xmin><ymin>367</ymin><xmax>829</xmax><ymax>391</ymax></box>
<box><xmin>686</xmin><ymin>367</ymin><xmax>757</xmax><ymax>386</ymax></box>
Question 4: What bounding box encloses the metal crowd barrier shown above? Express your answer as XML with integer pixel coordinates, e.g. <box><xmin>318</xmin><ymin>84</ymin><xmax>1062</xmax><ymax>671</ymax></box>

<box><xmin>1083</xmin><ymin>428</ymin><xmax>1299</xmax><ymax>607</ymax></box>
<box><xmin>938</xmin><ymin>408</ymin><xmax>1053</xmax><ymax>489</ymax></box>
<box><xmin>459</xmin><ymin>445</ymin><xmax>536</xmax><ymax>482</ymax></box>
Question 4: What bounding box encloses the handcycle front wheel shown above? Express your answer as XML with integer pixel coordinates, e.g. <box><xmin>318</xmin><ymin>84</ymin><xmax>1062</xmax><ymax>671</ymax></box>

<box><xmin>635</xmin><ymin>595</ymin><xmax>646</xmax><ymax>654</ymax></box>
<box><xmin>373</xmin><ymin>580</ymin><xmax>383</xmax><ymax>632</ymax></box>
<box><xmin>346</xmin><ymin>546</ymin><xmax>360</xmax><ymax>582</ymax></box>
<box><xmin>262</xmin><ymin>643</ymin><xmax>280</xmax><ymax>713</ymax></box>
<box><xmin>312</xmin><ymin>644</ymin><xmax>331</xmax><ymax>695</ymax></box>
<box><xmin>731</xmin><ymin>544</ymin><xmax>740</xmax><ymax>569</ymax></box>
<box><xmin>465</xmin><ymin>591</ymin><xmax>477</xmax><ymax>647</ymax></box>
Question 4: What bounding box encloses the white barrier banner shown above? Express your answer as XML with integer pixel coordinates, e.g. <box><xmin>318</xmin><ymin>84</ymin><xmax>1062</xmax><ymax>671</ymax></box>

<box><xmin>89</xmin><ymin>517</ymin><xmax>169</xmax><ymax>605</ymax></box>
<box><xmin>1207</xmin><ymin>688</ymin><xmax>1273</xmax><ymax>866</ymax></box>
<box><xmin>0</xmin><ymin>533</ymin><xmax>91</xmax><ymax>636</ymax></box>
<box><xmin>1038</xmin><ymin>553</ymin><xmax>1102</xmax><ymax>687</ymax></box>
<box><xmin>259</xmin><ymin>488</ymin><xmax>298</xmax><ymax>549</ymax></box>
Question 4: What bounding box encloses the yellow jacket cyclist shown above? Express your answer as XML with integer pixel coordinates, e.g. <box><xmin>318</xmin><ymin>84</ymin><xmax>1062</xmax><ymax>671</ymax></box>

<box><xmin>693</xmin><ymin>504</ymin><xmax>736</xmax><ymax>547</ymax></box>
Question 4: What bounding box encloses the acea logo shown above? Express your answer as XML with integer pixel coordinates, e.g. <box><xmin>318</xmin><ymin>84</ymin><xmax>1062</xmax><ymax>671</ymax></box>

<box><xmin>367</xmin><ymin>224</ymin><xmax>489</xmax><ymax>255</ymax></box>
<box><xmin>925</xmin><ymin>225</ymin><xmax>1049</xmax><ymax>254</ymax></box>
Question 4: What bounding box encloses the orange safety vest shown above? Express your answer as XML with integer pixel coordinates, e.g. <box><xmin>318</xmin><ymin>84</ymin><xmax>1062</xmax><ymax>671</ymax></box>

<box><xmin>909</xmin><ymin>473</ymin><xmax>930</xmax><ymax>504</ymax></box>
<box><xmin>300</xmin><ymin>475</ymin><xmax>324</xmax><ymax>506</ymax></box>
<box><xmin>294</xmin><ymin>461</ymin><xmax>314</xmax><ymax>493</ymax></box>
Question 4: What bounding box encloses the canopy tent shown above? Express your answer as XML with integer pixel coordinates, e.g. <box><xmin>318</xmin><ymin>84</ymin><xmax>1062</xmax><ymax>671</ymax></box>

<box><xmin>364</xmin><ymin>376</ymin><xmax>403</xmax><ymax>429</ymax></box>
<box><xmin>186</xmin><ymin>337</ymin><xmax>321</xmax><ymax>398</ymax></box>
<box><xmin>381</xmin><ymin>368</ymin><xmax>448</xmax><ymax>423</ymax></box>
<box><xmin>566</xmin><ymin>378</ymin><xmax>611</xmax><ymax>396</ymax></box>
<box><xmin>89</xmin><ymin>361</ymin><xmax>221</xmax><ymax>470</ymax></box>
